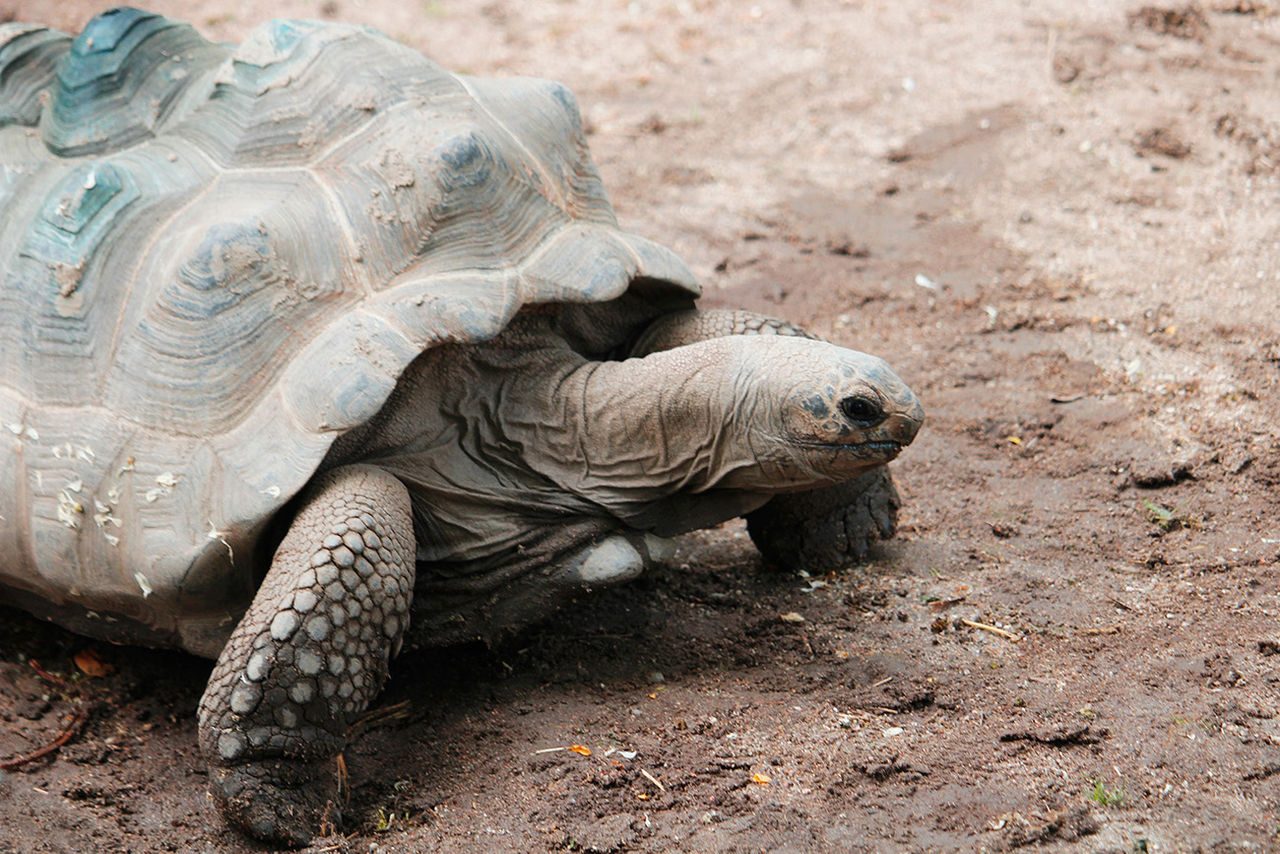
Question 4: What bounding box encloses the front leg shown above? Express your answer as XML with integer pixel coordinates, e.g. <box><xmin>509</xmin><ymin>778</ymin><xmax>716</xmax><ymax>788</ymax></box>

<box><xmin>633</xmin><ymin>308</ymin><xmax>904</xmax><ymax>571</ymax></box>
<box><xmin>745</xmin><ymin>466</ymin><xmax>900</xmax><ymax>572</ymax></box>
<box><xmin>198</xmin><ymin>465</ymin><xmax>415</xmax><ymax>847</ymax></box>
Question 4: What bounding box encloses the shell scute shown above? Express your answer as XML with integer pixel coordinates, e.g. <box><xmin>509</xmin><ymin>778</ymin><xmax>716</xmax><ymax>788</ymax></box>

<box><xmin>0</xmin><ymin>25</ymin><xmax>71</xmax><ymax>127</ymax></box>
<box><xmin>42</xmin><ymin>8</ymin><xmax>228</xmax><ymax>157</ymax></box>
<box><xmin>0</xmin><ymin>142</ymin><xmax>216</xmax><ymax>406</ymax></box>
<box><xmin>186</xmin><ymin>23</ymin><xmax>428</xmax><ymax>168</ymax></box>
<box><xmin>459</xmin><ymin>75</ymin><xmax>612</xmax><ymax>224</ymax></box>
<box><xmin>217</xmin><ymin>18</ymin><xmax>363</xmax><ymax>89</ymax></box>
<box><xmin>106</xmin><ymin>171</ymin><xmax>359</xmax><ymax>434</ymax></box>
<box><xmin>68</xmin><ymin>6</ymin><xmax>153</xmax><ymax>58</ymax></box>
<box><xmin>3</xmin><ymin>161</ymin><xmax>138</xmax><ymax>404</ymax></box>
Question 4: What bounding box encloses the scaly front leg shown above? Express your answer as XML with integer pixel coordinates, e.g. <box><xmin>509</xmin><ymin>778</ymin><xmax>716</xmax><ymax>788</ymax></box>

<box><xmin>197</xmin><ymin>465</ymin><xmax>415</xmax><ymax>847</ymax></box>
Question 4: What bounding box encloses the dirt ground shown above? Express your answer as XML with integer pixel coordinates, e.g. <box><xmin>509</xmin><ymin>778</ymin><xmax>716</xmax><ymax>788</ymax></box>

<box><xmin>2</xmin><ymin>0</ymin><xmax>1279</xmax><ymax>850</ymax></box>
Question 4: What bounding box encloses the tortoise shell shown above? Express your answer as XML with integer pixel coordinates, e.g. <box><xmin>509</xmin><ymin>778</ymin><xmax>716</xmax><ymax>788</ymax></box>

<box><xmin>0</xmin><ymin>8</ymin><xmax>697</xmax><ymax>655</ymax></box>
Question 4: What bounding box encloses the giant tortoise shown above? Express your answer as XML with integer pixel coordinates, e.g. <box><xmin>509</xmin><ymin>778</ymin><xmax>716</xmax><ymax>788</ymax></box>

<box><xmin>0</xmin><ymin>8</ymin><xmax>924</xmax><ymax>844</ymax></box>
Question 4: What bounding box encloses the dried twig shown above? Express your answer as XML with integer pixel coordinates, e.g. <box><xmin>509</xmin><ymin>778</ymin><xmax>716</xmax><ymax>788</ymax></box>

<box><xmin>960</xmin><ymin>618</ymin><xmax>1020</xmax><ymax>641</ymax></box>
<box><xmin>640</xmin><ymin>769</ymin><xmax>665</xmax><ymax>791</ymax></box>
<box><xmin>349</xmin><ymin>700</ymin><xmax>411</xmax><ymax>738</ymax></box>
<box><xmin>0</xmin><ymin>707</ymin><xmax>90</xmax><ymax>771</ymax></box>
<box><xmin>0</xmin><ymin>659</ymin><xmax>95</xmax><ymax>771</ymax></box>
<box><xmin>335</xmin><ymin>752</ymin><xmax>349</xmax><ymax>804</ymax></box>
<box><xmin>27</xmin><ymin>659</ymin><xmax>68</xmax><ymax>689</ymax></box>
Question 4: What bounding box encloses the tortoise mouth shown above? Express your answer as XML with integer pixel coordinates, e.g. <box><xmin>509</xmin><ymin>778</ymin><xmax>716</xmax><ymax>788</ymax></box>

<box><xmin>796</xmin><ymin>439</ymin><xmax>903</xmax><ymax>460</ymax></box>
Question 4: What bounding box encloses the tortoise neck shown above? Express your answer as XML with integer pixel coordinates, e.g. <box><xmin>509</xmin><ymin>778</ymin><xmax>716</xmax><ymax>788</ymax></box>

<box><xmin>499</xmin><ymin>337</ymin><xmax>757</xmax><ymax>525</ymax></box>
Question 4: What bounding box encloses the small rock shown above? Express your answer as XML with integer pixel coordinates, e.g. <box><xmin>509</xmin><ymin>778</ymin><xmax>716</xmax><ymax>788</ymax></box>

<box><xmin>1052</xmin><ymin>55</ymin><xmax>1081</xmax><ymax>84</ymax></box>
<box><xmin>1134</xmin><ymin>127</ymin><xmax>1191</xmax><ymax>160</ymax></box>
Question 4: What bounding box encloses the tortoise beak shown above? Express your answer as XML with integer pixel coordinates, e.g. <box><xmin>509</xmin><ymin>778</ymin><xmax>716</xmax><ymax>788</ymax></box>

<box><xmin>883</xmin><ymin>399</ymin><xmax>925</xmax><ymax>446</ymax></box>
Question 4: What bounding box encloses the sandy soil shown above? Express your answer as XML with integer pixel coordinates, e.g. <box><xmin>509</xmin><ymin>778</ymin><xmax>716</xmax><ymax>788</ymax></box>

<box><xmin>2</xmin><ymin>0</ymin><xmax>1279</xmax><ymax>851</ymax></box>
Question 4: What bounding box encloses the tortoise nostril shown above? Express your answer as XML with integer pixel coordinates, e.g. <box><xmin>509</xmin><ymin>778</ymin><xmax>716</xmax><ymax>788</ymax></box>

<box><xmin>838</xmin><ymin>395</ymin><xmax>886</xmax><ymax>428</ymax></box>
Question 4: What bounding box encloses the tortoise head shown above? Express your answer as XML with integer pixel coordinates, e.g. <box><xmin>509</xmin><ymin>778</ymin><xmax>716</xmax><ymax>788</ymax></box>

<box><xmin>717</xmin><ymin>337</ymin><xmax>924</xmax><ymax>491</ymax></box>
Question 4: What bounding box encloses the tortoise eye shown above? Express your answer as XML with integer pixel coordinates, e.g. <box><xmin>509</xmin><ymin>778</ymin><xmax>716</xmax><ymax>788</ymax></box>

<box><xmin>839</xmin><ymin>395</ymin><xmax>885</xmax><ymax>428</ymax></box>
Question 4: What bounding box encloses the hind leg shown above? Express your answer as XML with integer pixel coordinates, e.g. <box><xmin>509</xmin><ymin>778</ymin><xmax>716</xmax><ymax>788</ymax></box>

<box><xmin>197</xmin><ymin>465</ymin><xmax>415</xmax><ymax>847</ymax></box>
<box><xmin>746</xmin><ymin>465</ymin><xmax>901</xmax><ymax>573</ymax></box>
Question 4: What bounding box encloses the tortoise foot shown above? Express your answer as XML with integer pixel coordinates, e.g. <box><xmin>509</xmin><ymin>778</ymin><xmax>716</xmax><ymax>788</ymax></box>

<box><xmin>210</xmin><ymin>754</ymin><xmax>341</xmax><ymax>847</ymax></box>
<box><xmin>746</xmin><ymin>465</ymin><xmax>901</xmax><ymax>573</ymax></box>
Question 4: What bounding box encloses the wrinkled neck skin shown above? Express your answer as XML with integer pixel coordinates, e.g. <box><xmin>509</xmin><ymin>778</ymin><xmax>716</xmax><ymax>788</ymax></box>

<box><xmin>503</xmin><ymin>331</ymin><xmax>777</xmax><ymax>534</ymax></box>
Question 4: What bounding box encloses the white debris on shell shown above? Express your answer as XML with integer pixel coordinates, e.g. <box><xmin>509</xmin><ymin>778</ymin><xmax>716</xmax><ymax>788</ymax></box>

<box><xmin>261</xmin><ymin>485</ymin><xmax>281</xmax><ymax>498</ymax></box>
<box><xmin>5</xmin><ymin>423</ymin><xmax>37</xmax><ymax>441</ymax></box>
<box><xmin>56</xmin><ymin>496</ymin><xmax>82</xmax><ymax>529</ymax></box>
<box><xmin>134</xmin><ymin>572</ymin><xmax>153</xmax><ymax>598</ymax></box>
<box><xmin>57</xmin><ymin>481</ymin><xmax>84</xmax><ymax>529</ymax></box>
<box><xmin>92</xmin><ymin>484</ymin><xmax>123</xmax><ymax>533</ymax></box>
<box><xmin>93</xmin><ymin>509</ymin><xmax>121</xmax><ymax>528</ymax></box>
<box><xmin>146</xmin><ymin>472</ymin><xmax>181</xmax><ymax>503</ymax></box>
<box><xmin>207</xmin><ymin>520</ymin><xmax>235</xmax><ymax>563</ymax></box>
<box><xmin>50</xmin><ymin>442</ymin><xmax>89</xmax><ymax>459</ymax></box>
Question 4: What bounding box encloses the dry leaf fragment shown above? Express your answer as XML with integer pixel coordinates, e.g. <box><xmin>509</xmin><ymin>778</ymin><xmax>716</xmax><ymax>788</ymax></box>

<box><xmin>568</xmin><ymin>744</ymin><xmax>591</xmax><ymax>757</ymax></box>
<box><xmin>779</xmin><ymin>612</ymin><xmax>805</xmax><ymax>624</ymax></box>
<box><xmin>73</xmin><ymin>648</ymin><xmax>114</xmax><ymax>677</ymax></box>
<box><xmin>751</xmin><ymin>772</ymin><xmax>771</xmax><ymax>785</ymax></box>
